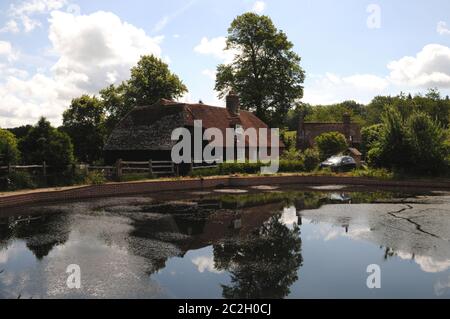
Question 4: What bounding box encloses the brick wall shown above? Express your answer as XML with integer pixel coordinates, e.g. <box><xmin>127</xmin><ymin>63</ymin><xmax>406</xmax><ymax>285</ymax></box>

<box><xmin>1</xmin><ymin>176</ymin><xmax>449</xmax><ymax>210</ymax></box>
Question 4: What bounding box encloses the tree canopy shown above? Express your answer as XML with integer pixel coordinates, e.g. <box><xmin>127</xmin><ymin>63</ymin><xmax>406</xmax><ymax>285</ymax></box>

<box><xmin>62</xmin><ymin>95</ymin><xmax>106</xmax><ymax>163</ymax></box>
<box><xmin>215</xmin><ymin>13</ymin><xmax>305</xmax><ymax>127</ymax></box>
<box><xmin>100</xmin><ymin>55</ymin><xmax>188</xmax><ymax>134</ymax></box>
<box><xmin>0</xmin><ymin>129</ymin><xmax>20</xmax><ymax>165</ymax></box>
<box><xmin>19</xmin><ymin>117</ymin><xmax>74</xmax><ymax>170</ymax></box>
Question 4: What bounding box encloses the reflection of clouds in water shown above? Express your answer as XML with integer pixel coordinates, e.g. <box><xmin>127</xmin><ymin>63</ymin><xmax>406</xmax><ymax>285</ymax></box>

<box><xmin>434</xmin><ymin>276</ymin><xmax>450</xmax><ymax>296</ymax></box>
<box><xmin>279</xmin><ymin>207</ymin><xmax>298</xmax><ymax>228</ymax></box>
<box><xmin>0</xmin><ymin>251</ymin><xmax>8</xmax><ymax>264</ymax></box>
<box><xmin>304</xmin><ymin>218</ymin><xmax>371</xmax><ymax>242</ymax></box>
<box><xmin>396</xmin><ymin>251</ymin><xmax>450</xmax><ymax>273</ymax></box>
<box><xmin>192</xmin><ymin>256</ymin><xmax>223</xmax><ymax>274</ymax></box>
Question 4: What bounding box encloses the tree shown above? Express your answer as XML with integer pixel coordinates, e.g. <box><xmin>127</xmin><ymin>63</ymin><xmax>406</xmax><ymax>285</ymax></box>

<box><xmin>62</xmin><ymin>95</ymin><xmax>106</xmax><ymax>163</ymax></box>
<box><xmin>20</xmin><ymin>117</ymin><xmax>74</xmax><ymax>170</ymax></box>
<box><xmin>368</xmin><ymin>108</ymin><xmax>448</xmax><ymax>175</ymax></box>
<box><xmin>361</xmin><ymin>124</ymin><xmax>384</xmax><ymax>156</ymax></box>
<box><xmin>6</xmin><ymin>125</ymin><xmax>32</xmax><ymax>139</ymax></box>
<box><xmin>126</xmin><ymin>55</ymin><xmax>187</xmax><ymax>106</ymax></box>
<box><xmin>406</xmin><ymin>112</ymin><xmax>448</xmax><ymax>174</ymax></box>
<box><xmin>315</xmin><ymin>132</ymin><xmax>348</xmax><ymax>160</ymax></box>
<box><xmin>215</xmin><ymin>13</ymin><xmax>305</xmax><ymax>127</ymax></box>
<box><xmin>100</xmin><ymin>55</ymin><xmax>188</xmax><ymax>133</ymax></box>
<box><xmin>213</xmin><ymin>215</ymin><xmax>302</xmax><ymax>299</ymax></box>
<box><xmin>100</xmin><ymin>83</ymin><xmax>129</xmax><ymax>134</ymax></box>
<box><xmin>0</xmin><ymin>129</ymin><xmax>20</xmax><ymax>165</ymax></box>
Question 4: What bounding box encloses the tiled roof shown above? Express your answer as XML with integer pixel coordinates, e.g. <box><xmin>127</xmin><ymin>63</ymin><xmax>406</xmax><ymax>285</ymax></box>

<box><xmin>104</xmin><ymin>99</ymin><xmax>282</xmax><ymax>151</ymax></box>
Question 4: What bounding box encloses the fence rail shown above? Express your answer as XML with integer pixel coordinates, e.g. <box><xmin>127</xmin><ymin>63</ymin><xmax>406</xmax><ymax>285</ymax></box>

<box><xmin>1</xmin><ymin>159</ymin><xmax>219</xmax><ymax>179</ymax></box>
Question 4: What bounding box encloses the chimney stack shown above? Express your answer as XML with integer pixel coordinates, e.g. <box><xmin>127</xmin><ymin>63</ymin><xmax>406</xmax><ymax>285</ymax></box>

<box><xmin>226</xmin><ymin>91</ymin><xmax>240</xmax><ymax>116</ymax></box>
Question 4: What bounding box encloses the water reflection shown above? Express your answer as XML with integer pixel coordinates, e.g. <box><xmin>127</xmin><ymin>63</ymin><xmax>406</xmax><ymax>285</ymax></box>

<box><xmin>0</xmin><ymin>189</ymin><xmax>450</xmax><ymax>298</ymax></box>
<box><xmin>214</xmin><ymin>215</ymin><xmax>302</xmax><ymax>299</ymax></box>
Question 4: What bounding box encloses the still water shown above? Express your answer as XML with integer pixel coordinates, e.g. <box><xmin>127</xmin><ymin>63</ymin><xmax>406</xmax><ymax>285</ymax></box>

<box><xmin>1</xmin><ymin>185</ymin><xmax>450</xmax><ymax>299</ymax></box>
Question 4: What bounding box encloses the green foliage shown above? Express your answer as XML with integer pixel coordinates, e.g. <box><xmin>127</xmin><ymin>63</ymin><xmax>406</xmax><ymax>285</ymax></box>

<box><xmin>0</xmin><ymin>129</ymin><xmax>20</xmax><ymax>165</ymax></box>
<box><xmin>84</xmin><ymin>171</ymin><xmax>107</xmax><ymax>185</ymax></box>
<box><xmin>127</xmin><ymin>55</ymin><xmax>187</xmax><ymax>106</ymax></box>
<box><xmin>2</xmin><ymin>171</ymin><xmax>37</xmax><ymax>191</ymax></box>
<box><xmin>368</xmin><ymin>107</ymin><xmax>448</xmax><ymax>175</ymax></box>
<box><xmin>100</xmin><ymin>55</ymin><xmax>188</xmax><ymax>134</ymax></box>
<box><xmin>19</xmin><ymin>117</ymin><xmax>75</xmax><ymax>170</ymax></box>
<box><xmin>6</xmin><ymin>125</ymin><xmax>32</xmax><ymax>139</ymax></box>
<box><xmin>281</xmin><ymin>148</ymin><xmax>302</xmax><ymax>161</ymax></box>
<box><xmin>280</xmin><ymin>130</ymin><xmax>297</xmax><ymax>150</ymax></box>
<box><xmin>361</xmin><ymin>124</ymin><xmax>384</xmax><ymax>156</ymax></box>
<box><xmin>302</xmin><ymin>148</ymin><xmax>320</xmax><ymax>171</ymax></box>
<box><xmin>215</xmin><ymin>13</ymin><xmax>305</xmax><ymax>127</ymax></box>
<box><xmin>118</xmin><ymin>172</ymin><xmax>155</xmax><ymax>182</ymax></box>
<box><xmin>350</xmin><ymin>168</ymin><xmax>394</xmax><ymax>180</ymax></box>
<box><xmin>315</xmin><ymin>132</ymin><xmax>348</xmax><ymax>160</ymax></box>
<box><xmin>62</xmin><ymin>95</ymin><xmax>106</xmax><ymax>163</ymax></box>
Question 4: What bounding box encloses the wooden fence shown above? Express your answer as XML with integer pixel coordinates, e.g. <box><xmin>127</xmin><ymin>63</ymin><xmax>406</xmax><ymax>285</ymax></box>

<box><xmin>1</xmin><ymin>159</ymin><xmax>219</xmax><ymax>179</ymax></box>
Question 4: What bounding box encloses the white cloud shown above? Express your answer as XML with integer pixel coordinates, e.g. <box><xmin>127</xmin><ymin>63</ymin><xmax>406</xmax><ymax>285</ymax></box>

<box><xmin>0</xmin><ymin>41</ymin><xmax>18</xmax><ymax>62</ymax></box>
<box><xmin>437</xmin><ymin>21</ymin><xmax>450</xmax><ymax>35</ymax></box>
<box><xmin>305</xmin><ymin>44</ymin><xmax>450</xmax><ymax>105</ymax></box>
<box><xmin>388</xmin><ymin>44</ymin><xmax>450</xmax><ymax>88</ymax></box>
<box><xmin>192</xmin><ymin>256</ymin><xmax>222</xmax><ymax>274</ymax></box>
<box><xmin>0</xmin><ymin>10</ymin><xmax>163</xmax><ymax>127</ymax></box>
<box><xmin>303</xmin><ymin>72</ymin><xmax>390</xmax><ymax>105</ymax></box>
<box><xmin>0</xmin><ymin>20</ymin><xmax>20</xmax><ymax>34</ymax></box>
<box><xmin>3</xmin><ymin>0</ymin><xmax>68</xmax><ymax>33</ymax></box>
<box><xmin>194</xmin><ymin>36</ymin><xmax>236</xmax><ymax>63</ymax></box>
<box><xmin>252</xmin><ymin>1</ymin><xmax>266</xmax><ymax>14</ymax></box>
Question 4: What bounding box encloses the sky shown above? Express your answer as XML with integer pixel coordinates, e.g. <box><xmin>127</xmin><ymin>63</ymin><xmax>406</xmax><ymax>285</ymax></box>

<box><xmin>1</xmin><ymin>0</ymin><xmax>450</xmax><ymax>127</ymax></box>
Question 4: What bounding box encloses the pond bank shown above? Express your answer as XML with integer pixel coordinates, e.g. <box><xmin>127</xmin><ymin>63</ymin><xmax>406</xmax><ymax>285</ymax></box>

<box><xmin>1</xmin><ymin>174</ymin><xmax>450</xmax><ymax>209</ymax></box>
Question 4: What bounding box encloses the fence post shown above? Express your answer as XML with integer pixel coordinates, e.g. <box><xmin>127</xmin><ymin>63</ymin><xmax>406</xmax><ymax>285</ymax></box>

<box><xmin>7</xmin><ymin>163</ymin><xmax>11</xmax><ymax>174</ymax></box>
<box><xmin>148</xmin><ymin>159</ymin><xmax>153</xmax><ymax>176</ymax></box>
<box><xmin>115</xmin><ymin>159</ymin><xmax>123</xmax><ymax>179</ymax></box>
<box><xmin>43</xmin><ymin>161</ymin><xmax>47</xmax><ymax>177</ymax></box>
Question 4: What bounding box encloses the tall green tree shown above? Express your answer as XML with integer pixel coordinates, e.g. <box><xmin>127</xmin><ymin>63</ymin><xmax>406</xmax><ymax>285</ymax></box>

<box><xmin>62</xmin><ymin>95</ymin><xmax>106</xmax><ymax>163</ymax></box>
<box><xmin>0</xmin><ymin>129</ymin><xmax>20</xmax><ymax>165</ymax></box>
<box><xmin>100</xmin><ymin>55</ymin><xmax>188</xmax><ymax>133</ymax></box>
<box><xmin>20</xmin><ymin>117</ymin><xmax>74</xmax><ymax>170</ymax></box>
<box><xmin>215</xmin><ymin>13</ymin><xmax>305</xmax><ymax>127</ymax></box>
<box><xmin>127</xmin><ymin>55</ymin><xmax>188</xmax><ymax>106</ymax></box>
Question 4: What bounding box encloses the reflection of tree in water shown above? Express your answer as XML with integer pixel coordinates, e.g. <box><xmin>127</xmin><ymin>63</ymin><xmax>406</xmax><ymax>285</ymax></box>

<box><xmin>213</xmin><ymin>215</ymin><xmax>302</xmax><ymax>299</ymax></box>
<box><xmin>12</xmin><ymin>213</ymin><xmax>71</xmax><ymax>260</ymax></box>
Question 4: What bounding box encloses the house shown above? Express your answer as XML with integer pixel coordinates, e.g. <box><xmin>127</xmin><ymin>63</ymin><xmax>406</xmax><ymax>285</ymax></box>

<box><xmin>296</xmin><ymin>113</ymin><xmax>361</xmax><ymax>150</ymax></box>
<box><xmin>104</xmin><ymin>92</ymin><xmax>283</xmax><ymax>165</ymax></box>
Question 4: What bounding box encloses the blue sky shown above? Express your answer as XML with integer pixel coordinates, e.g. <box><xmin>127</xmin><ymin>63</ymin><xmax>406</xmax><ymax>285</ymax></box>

<box><xmin>1</xmin><ymin>0</ymin><xmax>450</xmax><ymax>127</ymax></box>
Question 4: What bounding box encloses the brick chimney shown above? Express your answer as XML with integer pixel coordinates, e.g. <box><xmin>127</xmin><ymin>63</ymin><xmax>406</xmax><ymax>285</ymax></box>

<box><xmin>226</xmin><ymin>91</ymin><xmax>240</xmax><ymax>116</ymax></box>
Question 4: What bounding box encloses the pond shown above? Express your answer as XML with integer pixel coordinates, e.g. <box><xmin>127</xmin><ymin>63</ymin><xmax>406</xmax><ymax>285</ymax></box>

<box><xmin>0</xmin><ymin>185</ymin><xmax>450</xmax><ymax>299</ymax></box>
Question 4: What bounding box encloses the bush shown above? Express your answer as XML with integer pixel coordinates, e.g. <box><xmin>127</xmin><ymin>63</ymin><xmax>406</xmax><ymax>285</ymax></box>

<box><xmin>281</xmin><ymin>148</ymin><xmax>303</xmax><ymax>161</ymax></box>
<box><xmin>2</xmin><ymin>171</ymin><xmax>37</xmax><ymax>191</ymax></box>
<box><xmin>0</xmin><ymin>129</ymin><xmax>20</xmax><ymax>165</ymax></box>
<box><xmin>279</xmin><ymin>160</ymin><xmax>305</xmax><ymax>173</ymax></box>
<box><xmin>351</xmin><ymin>168</ymin><xmax>393</xmax><ymax>180</ymax></box>
<box><xmin>315</xmin><ymin>132</ymin><xmax>348</xmax><ymax>160</ymax></box>
<box><xmin>302</xmin><ymin>148</ymin><xmax>320</xmax><ymax>171</ymax></box>
<box><xmin>370</xmin><ymin>108</ymin><xmax>448</xmax><ymax>175</ymax></box>
<box><xmin>84</xmin><ymin>171</ymin><xmax>107</xmax><ymax>185</ymax></box>
<box><xmin>118</xmin><ymin>173</ymin><xmax>155</xmax><ymax>182</ymax></box>
<box><xmin>19</xmin><ymin>117</ymin><xmax>75</xmax><ymax>170</ymax></box>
